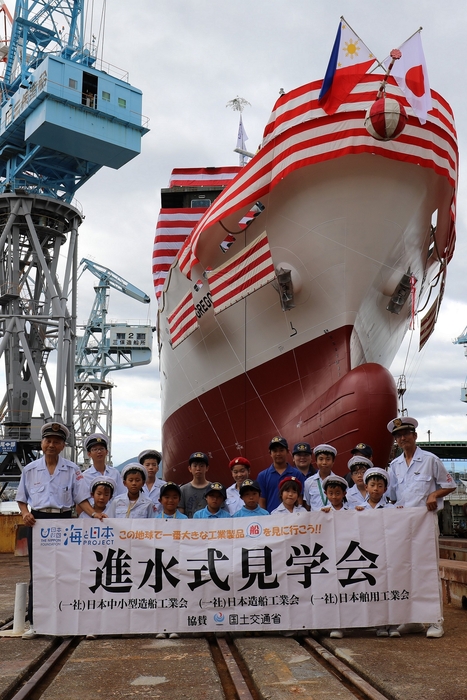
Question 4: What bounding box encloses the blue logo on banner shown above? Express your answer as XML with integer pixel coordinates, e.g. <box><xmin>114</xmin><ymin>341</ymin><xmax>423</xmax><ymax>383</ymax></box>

<box><xmin>39</xmin><ymin>523</ymin><xmax>114</xmax><ymax>546</ymax></box>
<box><xmin>214</xmin><ymin>613</ymin><xmax>225</xmax><ymax>624</ymax></box>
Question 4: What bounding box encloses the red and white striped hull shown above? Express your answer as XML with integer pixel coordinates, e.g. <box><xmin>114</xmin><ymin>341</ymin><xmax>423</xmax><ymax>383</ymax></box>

<box><xmin>156</xmin><ymin>76</ymin><xmax>457</xmax><ymax>483</ymax></box>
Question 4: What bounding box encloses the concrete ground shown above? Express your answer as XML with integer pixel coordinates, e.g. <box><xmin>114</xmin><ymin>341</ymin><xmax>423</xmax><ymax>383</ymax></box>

<box><xmin>1</xmin><ymin>554</ymin><xmax>467</xmax><ymax>699</ymax></box>
<box><xmin>0</xmin><ymin>552</ymin><xmax>29</xmax><ymax>626</ymax></box>
<box><xmin>322</xmin><ymin>606</ymin><xmax>467</xmax><ymax>700</ymax></box>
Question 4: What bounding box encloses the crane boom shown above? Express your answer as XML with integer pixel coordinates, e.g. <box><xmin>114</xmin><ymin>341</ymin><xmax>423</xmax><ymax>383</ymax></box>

<box><xmin>79</xmin><ymin>258</ymin><xmax>151</xmax><ymax>305</ymax></box>
<box><xmin>74</xmin><ymin>258</ymin><xmax>153</xmax><ymax>466</ymax></box>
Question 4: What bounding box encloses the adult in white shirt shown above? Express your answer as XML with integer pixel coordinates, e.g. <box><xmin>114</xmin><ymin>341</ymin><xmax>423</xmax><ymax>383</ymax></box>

<box><xmin>387</xmin><ymin>416</ymin><xmax>455</xmax><ymax>639</ymax></box>
<box><xmin>81</xmin><ymin>433</ymin><xmax>125</xmax><ymax>502</ymax></box>
<box><xmin>16</xmin><ymin>422</ymin><xmax>97</xmax><ymax>638</ymax></box>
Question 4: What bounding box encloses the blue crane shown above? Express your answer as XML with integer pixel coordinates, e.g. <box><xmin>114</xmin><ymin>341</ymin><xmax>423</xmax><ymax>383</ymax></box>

<box><xmin>0</xmin><ymin>1</ymin><xmax>148</xmax><ymax>485</ymax></box>
<box><xmin>0</xmin><ymin>0</ymin><xmax>148</xmax><ymax>200</ymax></box>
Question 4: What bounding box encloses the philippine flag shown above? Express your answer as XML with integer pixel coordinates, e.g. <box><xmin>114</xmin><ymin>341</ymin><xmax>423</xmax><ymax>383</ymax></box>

<box><xmin>385</xmin><ymin>32</ymin><xmax>432</xmax><ymax>124</ymax></box>
<box><xmin>319</xmin><ymin>20</ymin><xmax>376</xmax><ymax>115</ymax></box>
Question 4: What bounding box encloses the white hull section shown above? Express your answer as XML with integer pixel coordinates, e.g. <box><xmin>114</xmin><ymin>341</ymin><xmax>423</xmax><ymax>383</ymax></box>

<box><xmin>159</xmin><ymin>152</ymin><xmax>451</xmax><ymax>423</ymax></box>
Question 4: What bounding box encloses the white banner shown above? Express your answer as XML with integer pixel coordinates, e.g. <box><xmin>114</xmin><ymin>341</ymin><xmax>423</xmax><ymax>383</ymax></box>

<box><xmin>33</xmin><ymin>508</ymin><xmax>441</xmax><ymax>635</ymax></box>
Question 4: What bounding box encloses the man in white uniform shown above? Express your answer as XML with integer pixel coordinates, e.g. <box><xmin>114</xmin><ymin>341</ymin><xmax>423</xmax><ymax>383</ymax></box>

<box><xmin>387</xmin><ymin>416</ymin><xmax>455</xmax><ymax>638</ymax></box>
<box><xmin>81</xmin><ymin>433</ymin><xmax>125</xmax><ymax>499</ymax></box>
<box><xmin>17</xmin><ymin>422</ymin><xmax>97</xmax><ymax>638</ymax></box>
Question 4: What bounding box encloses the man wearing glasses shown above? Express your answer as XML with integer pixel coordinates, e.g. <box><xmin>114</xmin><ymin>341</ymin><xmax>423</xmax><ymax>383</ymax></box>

<box><xmin>346</xmin><ymin>455</ymin><xmax>373</xmax><ymax>508</ymax></box>
<box><xmin>82</xmin><ymin>433</ymin><xmax>126</xmax><ymax>498</ymax></box>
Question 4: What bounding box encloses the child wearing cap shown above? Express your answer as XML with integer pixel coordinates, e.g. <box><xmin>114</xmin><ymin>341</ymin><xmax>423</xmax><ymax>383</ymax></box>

<box><xmin>79</xmin><ymin>476</ymin><xmax>115</xmax><ymax>519</ymax></box>
<box><xmin>225</xmin><ymin>457</ymin><xmax>251</xmax><ymax>515</ymax></box>
<box><xmin>303</xmin><ymin>445</ymin><xmax>337</xmax><ymax>511</ymax></box>
<box><xmin>271</xmin><ymin>476</ymin><xmax>307</xmax><ymax>514</ymax></box>
<box><xmin>346</xmin><ymin>456</ymin><xmax>373</xmax><ymax>509</ymax></box>
<box><xmin>154</xmin><ymin>485</ymin><xmax>186</xmax><ymax>640</ymax></box>
<box><xmin>233</xmin><ymin>480</ymin><xmax>269</xmax><ymax>517</ymax></box>
<box><xmin>81</xmin><ymin>433</ymin><xmax>125</xmax><ymax>499</ymax></box>
<box><xmin>179</xmin><ymin>452</ymin><xmax>211</xmax><ymax>518</ymax></box>
<box><xmin>292</xmin><ymin>443</ymin><xmax>317</xmax><ymax>479</ymax></box>
<box><xmin>320</xmin><ymin>475</ymin><xmax>348</xmax><ymax>512</ymax></box>
<box><xmin>355</xmin><ymin>467</ymin><xmax>398</xmax><ymax>638</ymax></box>
<box><xmin>107</xmin><ymin>464</ymin><xmax>156</xmax><ymax>518</ymax></box>
<box><xmin>355</xmin><ymin>467</ymin><xmax>395</xmax><ymax>511</ymax></box>
<box><xmin>138</xmin><ymin>449</ymin><xmax>166</xmax><ymax>514</ymax></box>
<box><xmin>319</xmin><ymin>473</ymin><xmax>348</xmax><ymax>640</ymax></box>
<box><xmin>155</xmin><ymin>483</ymin><xmax>188</xmax><ymax>519</ymax></box>
<box><xmin>194</xmin><ymin>483</ymin><xmax>231</xmax><ymax>518</ymax></box>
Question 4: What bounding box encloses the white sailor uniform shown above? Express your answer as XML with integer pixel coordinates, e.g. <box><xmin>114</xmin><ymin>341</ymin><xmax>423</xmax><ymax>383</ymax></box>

<box><xmin>271</xmin><ymin>502</ymin><xmax>307</xmax><ymax>515</ymax></box>
<box><xmin>388</xmin><ymin>447</ymin><xmax>454</xmax><ymax>509</ymax></box>
<box><xmin>304</xmin><ymin>472</ymin><xmax>337</xmax><ymax>511</ymax></box>
<box><xmin>346</xmin><ymin>484</ymin><xmax>368</xmax><ymax>509</ymax></box>
<box><xmin>142</xmin><ymin>477</ymin><xmax>166</xmax><ymax>513</ymax></box>
<box><xmin>81</xmin><ymin>464</ymin><xmax>126</xmax><ymax>500</ymax></box>
<box><xmin>225</xmin><ymin>484</ymin><xmax>243</xmax><ymax>515</ymax></box>
<box><xmin>106</xmin><ymin>493</ymin><xmax>156</xmax><ymax>518</ymax></box>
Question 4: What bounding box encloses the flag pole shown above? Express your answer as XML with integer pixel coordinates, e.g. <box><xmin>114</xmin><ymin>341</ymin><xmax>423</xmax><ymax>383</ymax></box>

<box><xmin>400</xmin><ymin>27</ymin><xmax>423</xmax><ymax>45</ymax></box>
<box><xmin>375</xmin><ymin>48</ymin><xmax>402</xmax><ymax>99</ymax></box>
<box><xmin>374</xmin><ymin>26</ymin><xmax>424</xmax><ymax>71</ymax></box>
<box><xmin>340</xmin><ymin>15</ymin><xmax>381</xmax><ymax>68</ymax></box>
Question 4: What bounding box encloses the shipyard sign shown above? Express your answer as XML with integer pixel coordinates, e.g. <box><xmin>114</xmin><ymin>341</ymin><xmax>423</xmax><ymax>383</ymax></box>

<box><xmin>33</xmin><ymin>509</ymin><xmax>441</xmax><ymax>635</ymax></box>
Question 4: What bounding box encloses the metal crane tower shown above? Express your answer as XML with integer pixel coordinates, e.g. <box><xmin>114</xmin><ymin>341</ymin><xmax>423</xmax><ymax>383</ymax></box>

<box><xmin>453</xmin><ymin>327</ymin><xmax>467</xmax><ymax>402</ymax></box>
<box><xmin>0</xmin><ymin>0</ymin><xmax>148</xmax><ymax>487</ymax></box>
<box><xmin>74</xmin><ymin>258</ymin><xmax>152</xmax><ymax>467</ymax></box>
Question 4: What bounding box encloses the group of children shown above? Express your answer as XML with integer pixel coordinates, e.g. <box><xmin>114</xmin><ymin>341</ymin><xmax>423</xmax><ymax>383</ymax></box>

<box><xmin>79</xmin><ymin>442</ymin><xmax>394</xmax><ymax>521</ymax></box>
<box><xmin>77</xmin><ymin>441</ymin><xmax>402</xmax><ymax>640</ymax></box>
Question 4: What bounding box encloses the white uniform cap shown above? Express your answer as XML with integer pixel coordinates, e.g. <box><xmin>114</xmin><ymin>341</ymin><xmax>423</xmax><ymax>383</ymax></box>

<box><xmin>321</xmin><ymin>475</ymin><xmax>348</xmax><ymax>490</ymax></box>
<box><xmin>364</xmin><ymin>467</ymin><xmax>389</xmax><ymax>484</ymax></box>
<box><xmin>387</xmin><ymin>416</ymin><xmax>418</xmax><ymax>434</ymax></box>
<box><xmin>121</xmin><ymin>463</ymin><xmax>148</xmax><ymax>481</ymax></box>
<box><xmin>41</xmin><ymin>422</ymin><xmax>69</xmax><ymax>441</ymax></box>
<box><xmin>313</xmin><ymin>444</ymin><xmax>337</xmax><ymax>457</ymax></box>
<box><xmin>84</xmin><ymin>432</ymin><xmax>109</xmax><ymax>451</ymax></box>
<box><xmin>347</xmin><ymin>455</ymin><xmax>373</xmax><ymax>471</ymax></box>
<box><xmin>138</xmin><ymin>448</ymin><xmax>162</xmax><ymax>464</ymax></box>
<box><xmin>90</xmin><ymin>476</ymin><xmax>116</xmax><ymax>494</ymax></box>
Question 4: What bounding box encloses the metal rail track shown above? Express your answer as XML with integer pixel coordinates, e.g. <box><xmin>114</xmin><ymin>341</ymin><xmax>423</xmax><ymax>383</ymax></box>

<box><xmin>1</xmin><ymin>629</ymin><xmax>393</xmax><ymax>700</ymax></box>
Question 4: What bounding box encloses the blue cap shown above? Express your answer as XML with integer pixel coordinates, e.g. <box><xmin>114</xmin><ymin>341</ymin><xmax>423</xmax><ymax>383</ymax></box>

<box><xmin>351</xmin><ymin>442</ymin><xmax>373</xmax><ymax>458</ymax></box>
<box><xmin>204</xmin><ymin>482</ymin><xmax>227</xmax><ymax>500</ymax></box>
<box><xmin>159</xmin><ymin>482</ymin><xmax>182</xmax><ymax>499</ymax></box>
<box><xmin>292</xmin><ymin>442</ymin><xmax>312</xmax><ymax>455</ymax></box>
<box><xmin>269</xmin><ymin>436</ymin><xmax>288</xmax><ymax>450</ymax></box>
<box><xmin>188</xmin><ymin>451</ymin><xmax>209</xmax><ymax>466</ymax></box>
<box><xmin>239</xmin><ymin>478</ymin><xmax>261</xmax><ymax>495</ymax></box>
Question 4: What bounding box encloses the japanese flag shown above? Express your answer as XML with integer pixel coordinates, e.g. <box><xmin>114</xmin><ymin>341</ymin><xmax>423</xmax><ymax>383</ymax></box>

<box><xmin>386</xmin><ymin>32</ymin><xmax>432</xmax><ymax>124</ymax></box>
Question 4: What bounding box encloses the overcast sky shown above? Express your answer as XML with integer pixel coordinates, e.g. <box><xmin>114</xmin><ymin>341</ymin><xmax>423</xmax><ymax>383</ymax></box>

<box><xmin>41</xmin><ymin>0</ymin><xmax>467</xmax><ymax>464</ymax></box>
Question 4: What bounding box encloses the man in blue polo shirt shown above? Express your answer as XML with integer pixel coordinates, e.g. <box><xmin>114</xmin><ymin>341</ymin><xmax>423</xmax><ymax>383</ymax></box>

<box><xmin>257</xmin><ymin>436</ymin><xmax>306</xmax><ymax>512</ymax></box>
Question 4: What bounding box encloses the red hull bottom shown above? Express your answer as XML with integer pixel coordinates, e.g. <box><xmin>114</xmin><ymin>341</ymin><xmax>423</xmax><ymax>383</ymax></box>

<box><xmin>162</xmin><ymin>325</ymin><xmax>397</xmax><ymax>483</ymax></box>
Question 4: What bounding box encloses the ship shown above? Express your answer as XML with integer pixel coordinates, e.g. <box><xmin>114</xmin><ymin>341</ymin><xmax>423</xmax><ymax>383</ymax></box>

<box><xmin>153</xmin><ymin>72</ymin><xmax>458</xmax><ymax>482</ymax></box>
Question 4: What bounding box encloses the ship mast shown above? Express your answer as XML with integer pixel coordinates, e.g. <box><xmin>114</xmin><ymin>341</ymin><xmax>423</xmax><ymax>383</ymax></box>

<box><xmin>227</xmin><ymin>95</ymin><xmax>253</xmax><ymax>166</ymax></box>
